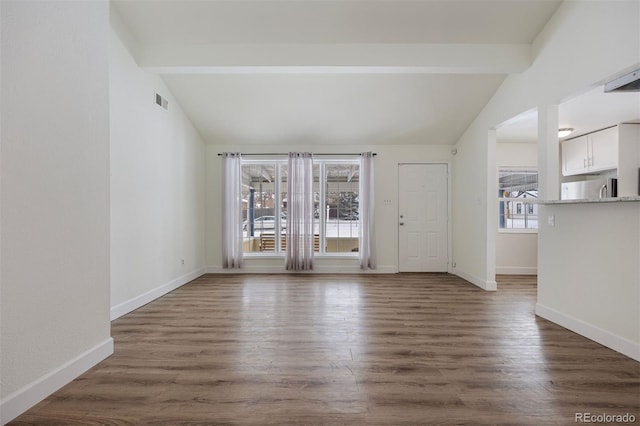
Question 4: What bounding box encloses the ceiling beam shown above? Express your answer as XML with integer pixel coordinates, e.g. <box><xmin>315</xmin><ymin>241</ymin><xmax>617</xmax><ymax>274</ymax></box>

<box><xmin>137</xmin><ymin>43</ymin><xmax>531</xmax><ymax>75</ymax></box>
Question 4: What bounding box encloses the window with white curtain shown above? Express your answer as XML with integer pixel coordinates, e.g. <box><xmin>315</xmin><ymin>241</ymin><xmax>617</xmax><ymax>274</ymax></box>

<box><xmin>241</xmin><ymin>157</ymin><xmax>360</xmax><ymax>255</ymax></box>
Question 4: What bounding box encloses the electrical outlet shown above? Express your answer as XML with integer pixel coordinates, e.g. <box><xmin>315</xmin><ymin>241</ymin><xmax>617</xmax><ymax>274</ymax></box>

<box><xmin>181</xmin><ymin>259</ymin><xmax>185</xmax><ymax>265</ymax></box>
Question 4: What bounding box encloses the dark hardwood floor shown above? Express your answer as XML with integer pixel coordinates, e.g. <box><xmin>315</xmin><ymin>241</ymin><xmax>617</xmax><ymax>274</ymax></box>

<box><xmin>11</xmin><ymin>274</ymin><xmax>640</xmax><ymax>425</ymax></box>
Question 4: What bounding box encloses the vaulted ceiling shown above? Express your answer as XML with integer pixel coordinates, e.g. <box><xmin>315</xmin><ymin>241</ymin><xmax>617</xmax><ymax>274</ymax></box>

<box><xmin>496</xmin><ymin>86</ymin><xmax>640</xmax><ymax>144</ymax></box>
<box><xmin>112</xmin><ymin>0</ymin><xmax>563</xmax><ymax>146</ymax></box>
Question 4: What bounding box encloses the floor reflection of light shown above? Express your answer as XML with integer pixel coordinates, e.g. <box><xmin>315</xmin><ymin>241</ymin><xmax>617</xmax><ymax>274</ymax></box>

<box><xmin>488</xmin><ymin>299</ymin><xmax>560</xmax><ymax>418</ymax></box>
<box><xmin>314</xmin><ymin>281</ymin><xmax>363</xmax><ymax>352</ymax></box>
<box><xmin>234</xmin><ymin>277</ymin><xmax>365</xmax><ymax>411</ymax></box>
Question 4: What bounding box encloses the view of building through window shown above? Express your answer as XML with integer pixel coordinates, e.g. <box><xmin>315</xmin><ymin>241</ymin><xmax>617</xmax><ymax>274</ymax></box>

<box><xmin>241</xmin><ymin>159</ymin><xmax>360</xmax><ymax>254</ymax></box>
<box><xmin>498</xmin><ymin>168</ymin><xmax>538</xmax><ymax>230</ymax></box>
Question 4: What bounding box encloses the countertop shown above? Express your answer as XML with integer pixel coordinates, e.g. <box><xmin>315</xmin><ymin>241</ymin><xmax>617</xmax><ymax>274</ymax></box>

<box><xmin>539</xmin><ymin>196</ymin><xmax>640</xmax><ymax>205</ymax></box>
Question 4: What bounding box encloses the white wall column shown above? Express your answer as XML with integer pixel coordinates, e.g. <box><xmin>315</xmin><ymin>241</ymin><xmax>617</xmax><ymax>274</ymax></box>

<box><xmin>485</xmin><ymin>129</ymin><xmax>497</xmax><ymax>290</ymax></box>
<box><xmin>538</xmin><ymin>104</ymin><xmax>560</xmax><ymax>201</ymax></box>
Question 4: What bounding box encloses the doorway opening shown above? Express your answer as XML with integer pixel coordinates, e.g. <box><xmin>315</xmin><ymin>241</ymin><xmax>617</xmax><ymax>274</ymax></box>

<box><xmin>494</xmin><ymin>109</ymin><xmax>540</xmax><ymax>279</ymax></box>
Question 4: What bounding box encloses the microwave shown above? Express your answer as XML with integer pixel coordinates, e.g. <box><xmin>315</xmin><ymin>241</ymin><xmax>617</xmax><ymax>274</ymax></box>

<box><xmin>561</xmin><ymin>178</ymin><xmax>617</xmax><ymax>200</ymax></box>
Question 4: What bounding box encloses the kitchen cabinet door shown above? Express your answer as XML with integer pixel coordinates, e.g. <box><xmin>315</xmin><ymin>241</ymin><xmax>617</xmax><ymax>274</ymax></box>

<box><xmin>562</xmin><ymin>135</ymin><xmax>588</xmax><ymax>176</ymax></box>
<box><xmin>589</xmin><ymin>126</ymin><xmax>618</xmax><ymax>172</ymax></box>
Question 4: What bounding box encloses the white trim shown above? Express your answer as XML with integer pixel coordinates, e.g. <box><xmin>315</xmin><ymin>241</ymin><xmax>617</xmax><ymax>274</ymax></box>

<box><xmin>535</xmin><ymin>303</ymin><xmax>640</xmax><ymax>362</ymax></box>
<box><xmin>206</xmin><ymin>265</ymin><xmax>398</xmax><ymax>274</ymax></box>
<box><xmin>110</xmin><ymin>268</ymin><xmax>206</xmax><ymax>320</ymax></box>
<box><xmin>447</xmin><ymin>161</ymin><xmax>453</xmax><ymax>278</ymax></box>
<box><xmin>454</xmin><ymin>270</ymin><xmax>497</xmax><ymax>291</ymax></box>
<box><xmin>498</xmin><ymin>228</ymin><xmax>538</xmax><ymax>234</ymax></box>
<box><xmin>499</xmin><ymin>197</ymin><xmax>540</xmax><ymax>203</ymax></box>
<box><xmin>0</xmin><ymin>338</ymin><xmax>114</xmax><ymax>425</ymax></box>
<box><xmin>207</xmin><ymin>265</ymin><xmax>284</xmax><ymax>274</ymax></box>
<box><xmin>243</xmin><ymin>253</ymin><xmax>359</xmax><ymax>259</ymax></box>
<box><xmin>495</xmin><ymin>266</ymin><xmax>538</xmax><ymax>275</ymax></box>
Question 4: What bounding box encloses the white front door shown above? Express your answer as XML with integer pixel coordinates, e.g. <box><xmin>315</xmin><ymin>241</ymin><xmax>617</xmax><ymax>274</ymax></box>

<box><xmin>398</xmin><ymin>163</ymin><xmax>448</xmax><ymax>272</ymax></box>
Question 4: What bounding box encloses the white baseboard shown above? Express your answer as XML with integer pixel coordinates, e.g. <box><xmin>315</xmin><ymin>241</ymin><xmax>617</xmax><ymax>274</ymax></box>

<box><xmin>206</xmin><ymin>265</ymin><xmax>283</xmax><ymax>274</ymax></box>
<box><xmin>205</xmin><ymin>265</ymin><xmax>398</xmax><ymax>274</ymax></box>
<box><xmin>496</xmin><ymin>266</ymin><xmax>538</xmax><ymax>275</ymax></box>
<box><xmin>535</xmin><ymin>303</ymin><xmax>640</xmax><ymax>362</ymax></box>
<box><xmin>454</xmin><ymin>270</ymin><xmax>497</xmax><ymax>291</ymax></box>
<box><xmin>110</xmin><ymin>268</ymin><xmax>206</xmax><ymax>320</ymax></box>
<box><xmin>0</xmin><ymin>338</ymin><xmax>113</xmax><ymax>425</ymax></box>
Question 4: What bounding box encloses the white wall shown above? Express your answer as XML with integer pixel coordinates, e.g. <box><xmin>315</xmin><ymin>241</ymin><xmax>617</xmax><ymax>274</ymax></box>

<box><xmin>496</xmin><ymin>142</ymin><xmax>538</xmax><ymax>275</ymax></box>
<box><xmin>495</xmin><ymin>233</ymin><xmax>537</xmax><ymax>275</ymax></box>
<box><xmin>496</xmin><ymin>143</ymin><xmax>537</xmax><ymax>168</ymax></box>
<box><xmin>537</xmin><ymin>202</ymin><xmax>640</xmax><ymax>360</ymax></box>
<box><xmin>109</xmin><ymin>11</ymin><xmax>206</xmax><ymax>319</ymax></box>
<box><xmin>617</xmin><ymin>123</ymin><xmax>640</xmax><ymax>197</ymax></box>
<box><xmin>451</xmin><ymin>0</ymin><xmax>640</xmax><ymax>357</ymax></box>
<box><xmin>452</xmin><ymin>0</ymin><xmax>639</xmax><ymax>288</ymax></box>
<box><xmin>205</xmin><ymin>144</ymin><xmax>453</xmax><ymax>273</ymax></box>
<box><xmin>1</xmin><ymin>1</ymin><xmax>112</xmax><ymax>422</ymax></box>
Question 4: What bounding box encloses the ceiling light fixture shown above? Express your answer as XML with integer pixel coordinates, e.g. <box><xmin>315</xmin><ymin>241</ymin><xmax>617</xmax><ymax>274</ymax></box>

<box><xmin>558</xmin><ymin>128</ymin><xmax>574</xmax><ymax>138</ymax></box>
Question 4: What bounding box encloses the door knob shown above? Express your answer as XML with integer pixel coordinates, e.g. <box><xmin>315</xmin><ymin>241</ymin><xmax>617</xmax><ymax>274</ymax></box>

<box><xmin>399</xmin><ymin>222</ymin><xmax>404</xmax><ymax>226</ymax></box>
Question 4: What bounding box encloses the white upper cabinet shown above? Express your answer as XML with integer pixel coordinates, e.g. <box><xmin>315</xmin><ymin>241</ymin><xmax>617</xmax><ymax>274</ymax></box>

<box><xmin>589</xmin><ymin>126</ymin><xmax>619</xmax><ymax>172</ymax></box>
<box><xmin>561</xmin><ymin>126</ymin><xmax>618</xmax><ymax>176</ymax></box>
<box><xmin>562</xmin><ymin>135</ymin><xmax>590</xmax><ymax>176</ymax></box>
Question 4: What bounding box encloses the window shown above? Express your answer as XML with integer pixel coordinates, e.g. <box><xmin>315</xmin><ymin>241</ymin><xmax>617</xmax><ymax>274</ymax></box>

<box><xmin>242</xmin><ymin>158</ymin><xmax>359</xmax><ymax>255</ymax></box>
<box><xmin>325</xmin><ymin>163</ymin><xmax>359</xmax><ymax>253</ymax></box>
<box><xmin>498</xmin><ymin>168</ymin><xmax>538</xmax><ymax>231</ymax></box>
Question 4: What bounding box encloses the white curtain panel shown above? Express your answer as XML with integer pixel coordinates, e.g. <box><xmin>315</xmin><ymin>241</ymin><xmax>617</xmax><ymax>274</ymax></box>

<box><xmin>359</xmin><ymin>152</ymin><xmax>377</xmax><ymax>269</ymax></box>
<box><xmin>222</xmin><ymin>153</ymin><xmax>243</xmax><ymax>268</ymax></box>
<box><xmin>285</xmin><ymin>152</ymin><xmax>315</xmax><ymax>270</ymax></box>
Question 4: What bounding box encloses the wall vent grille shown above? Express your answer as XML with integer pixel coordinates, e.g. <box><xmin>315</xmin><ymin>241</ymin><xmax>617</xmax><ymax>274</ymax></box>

<box><xmin>155</xmin><ymin>92</ymin><xmax>168</xmax><ymax>110</ymax></box>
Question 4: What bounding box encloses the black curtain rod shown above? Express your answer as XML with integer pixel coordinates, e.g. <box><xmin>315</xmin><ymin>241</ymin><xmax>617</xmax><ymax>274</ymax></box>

<box><xmin>217</xmin><ymin>152</ymin><xmax>376</xmax><ymax>156</ymax></box>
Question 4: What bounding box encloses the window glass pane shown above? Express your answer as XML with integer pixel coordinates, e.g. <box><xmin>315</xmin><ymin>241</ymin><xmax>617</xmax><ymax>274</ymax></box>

<box><xmin>313</xmin><ymin>164</ymin><xmax>320</xmax><ymax>252</ymax></box>
<box><xmin>325</xmin><ymin>163</ymin><xmax>359</xmax><ymax>253</ymax></box>
<box><xmin>280</xmin><ymin>164</ymin><xmax>287</xmax><ymax>253</ymax></box>
<box><xmin>498</xmin><ymin>168</ymin><xmax>538</xmax><ymax>230</ymax></box>
<box><xmin>242</xmin><ymin>164</ymin><xmax>278</xmax><ymax>252</ymax></box>
<box><xmin>280</xmin><ymin>164</ymin><xmax>287</xmax><ymax>222</ymax></box>
<box><xmin>240</xmin><ymin>159</ymin><xmax>361</xmax><ymax>256</ymax></box>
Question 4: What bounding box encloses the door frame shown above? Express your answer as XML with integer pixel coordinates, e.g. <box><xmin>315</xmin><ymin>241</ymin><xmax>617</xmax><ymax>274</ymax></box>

<box><xmin>397</xmin><ymin>162</ymin><xmax>453</xmax><ymax>273</ymax></box>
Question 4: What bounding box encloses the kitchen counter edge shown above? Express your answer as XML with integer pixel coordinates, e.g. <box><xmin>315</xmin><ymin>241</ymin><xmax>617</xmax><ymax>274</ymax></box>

<box><xmin>539</xmin><ymin>196</ymin><xmax>640</xmax><ymax>205</ymax></box>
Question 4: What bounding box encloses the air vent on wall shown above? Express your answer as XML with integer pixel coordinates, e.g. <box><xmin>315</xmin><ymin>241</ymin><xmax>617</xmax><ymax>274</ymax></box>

<box><xmin>155</xmin><ymin>92</ymin><xmax>168</xmax><ymax>110</ymax></box>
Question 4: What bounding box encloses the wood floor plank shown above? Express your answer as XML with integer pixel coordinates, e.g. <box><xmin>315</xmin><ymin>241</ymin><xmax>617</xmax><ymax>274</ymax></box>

<box><xmin>10</xmin><ymin>273</ymin><xmax>640</xmax><ymax>425</ymax></box>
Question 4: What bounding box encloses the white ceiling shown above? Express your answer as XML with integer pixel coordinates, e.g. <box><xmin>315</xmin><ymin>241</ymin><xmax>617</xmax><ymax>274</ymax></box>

<box><xmin>496</xmin><ymin>109</ymin><xmax>538</xmax><ymax>144</ymax></box>
<box><xmin>162</xmin><ymin>73</ymin><xmax>505</xmax><ymax>145</ymax></box>
<box><xmin>112</xmin><ymin>0</ymin><xmax>564</xmax><ymax>146</ymax></box>
<box><xmin>559</xmin><ymin>86</ymin><xmax>640</xmax><ymax>138</ymax></box>
<box><xmin>113</xmin><ymin>1</ymin><xmax>561</xmax><ymax>45</ymax></box>
<box><xmin>496</xmin><ymin>86</ymin><xmax>640</xmax><ymax>144</ymax></box>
